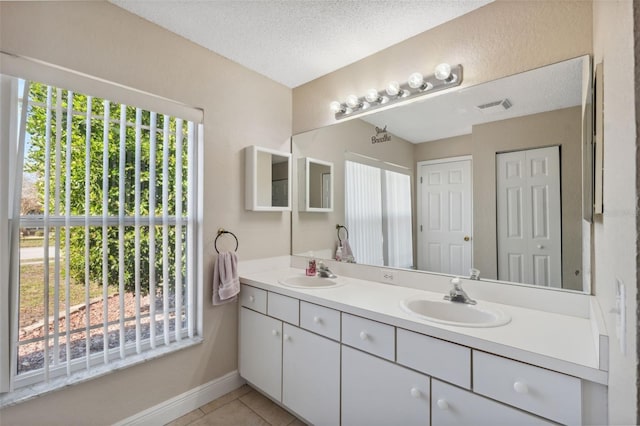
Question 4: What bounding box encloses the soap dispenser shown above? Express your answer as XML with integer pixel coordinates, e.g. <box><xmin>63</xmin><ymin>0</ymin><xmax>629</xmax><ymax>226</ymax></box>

<box><xmin>306</xmin><ymin>258</ymin><xmax>317</xmax><ymax>276</ymax></box>
<box><xmin>335</xmin><ymin>246</ymin><xmax>343</xmax><ymax>262</ymax></box>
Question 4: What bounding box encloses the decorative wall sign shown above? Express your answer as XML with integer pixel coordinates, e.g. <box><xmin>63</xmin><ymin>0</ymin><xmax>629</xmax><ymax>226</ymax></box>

<box><xmin>371</xmin><ymin>125</ymin><xmax>391</xmax><ymax>144</ymax></box>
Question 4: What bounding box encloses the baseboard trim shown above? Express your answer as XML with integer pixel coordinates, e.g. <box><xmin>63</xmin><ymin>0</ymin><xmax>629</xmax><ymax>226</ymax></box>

<box><xmin>114</xmin><ymin>370</ymin><xmax>245</xmax><ymax>426</ymax></box>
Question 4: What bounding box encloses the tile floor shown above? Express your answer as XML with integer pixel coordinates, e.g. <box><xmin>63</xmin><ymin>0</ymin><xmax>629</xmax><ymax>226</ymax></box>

<box><xmin>165</xmin><ymin>385</ymin><xmax>307</xmax><ymax>426</ymax></box>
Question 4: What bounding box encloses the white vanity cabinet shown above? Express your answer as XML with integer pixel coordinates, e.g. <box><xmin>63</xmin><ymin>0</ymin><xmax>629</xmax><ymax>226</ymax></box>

<box><xmin>238</xmin><ymin>282</ymin><xmax>600</xmax><ymax>426</ymax></box>
<box><xmin>239</xmin><ymin>285</ymin><xmax>340</xmax><ymax>425</ymax></box>
<box><xmin>431</xmin><ymin>379</ymin><xmax>555</xmax><ymax>426</ymax></box>
<box><xmin>282</xmin><ymin>324</ymin><xmax>340</xmax><ymax>425</ymax></box>
<box><xmin>473</xmin><ymin>351</ymin><xmax>581</xmax><ymax>425</ymax></box>
<box><xmin>342</xmin><ymin>345</ymin><xmax>430</xmax><ymax>426</ymax></box>
<box><xmin>239</xmin><ymin>307</ymin><xmax>282</xmax><ymax>401</ymax></box>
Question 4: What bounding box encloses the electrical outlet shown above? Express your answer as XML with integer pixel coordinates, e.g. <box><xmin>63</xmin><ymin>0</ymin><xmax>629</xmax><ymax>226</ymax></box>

<box><xmin>380</xmin><ymin>269</ymin><xmax>396</xmax><ymax>284</ymax></box>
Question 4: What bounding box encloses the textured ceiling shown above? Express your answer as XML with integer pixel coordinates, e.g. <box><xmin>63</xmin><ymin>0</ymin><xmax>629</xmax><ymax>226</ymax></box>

<box><xmin>111</xmin><ymin>0</ymin><xmax>493</xmax><ymax>88</ymax></box>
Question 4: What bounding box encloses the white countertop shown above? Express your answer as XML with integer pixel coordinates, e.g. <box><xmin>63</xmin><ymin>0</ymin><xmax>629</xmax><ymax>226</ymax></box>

<box><xmin>240</xmin><ymin>267</ymin><xmax>607</xmax><ymax>385</ymax></box>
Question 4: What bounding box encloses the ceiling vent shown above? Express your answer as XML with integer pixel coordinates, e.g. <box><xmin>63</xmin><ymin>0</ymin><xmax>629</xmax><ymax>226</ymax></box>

<box><xmin>476</xmin><ymin>98</ymin><xmax>512</xmax><ymax>113</ymax></box>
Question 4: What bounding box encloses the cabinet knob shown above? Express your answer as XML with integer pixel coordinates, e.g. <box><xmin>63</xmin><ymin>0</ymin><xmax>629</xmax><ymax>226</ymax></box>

<box><xmin>359</xmin><ymin>331</ymin><xmax>368</xmax><ymax>341</ymax></box>
<box><xmin>283</xmin><ymin>334</ymin><xmax>291</xmax><ymax>342</ymax></box>
<box><xmin>410</xmin><ymin>388</ymin><xmax>421</xmax><ymax>398</ymax></box>
<box><xmin>436</xmin><ymin>399</ymin><xmax>449</xmax><ymax>410</ymax></box>
<box><xmin>513</xmin><ymin>381</ymin><xmax>529</xmax><ymax>394</ymax></box>
<box><xmin>313</xmin><ymin>316</ymin><xmax>321</xmax><ymax>324</ymax></box>
<box><xmin>537</xmin><ymin>244</ymin><xmax>544</xmax><ymax>249</ymax></box>
<box><xmin>271</xmin><ymin>329</ymin><xmax>279</xmax><ymax>337</ymax></box>
<box><xmin>249</xmin><ymin>295</ymin><xmax>255</xmax><ymax>303</ymax></box>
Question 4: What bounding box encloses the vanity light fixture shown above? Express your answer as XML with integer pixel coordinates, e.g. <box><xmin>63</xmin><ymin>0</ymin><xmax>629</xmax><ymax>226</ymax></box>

<box><xmin>330</xmin><ymin>63</ymin><xmax>463</xmax><ymax>120</ymax></box>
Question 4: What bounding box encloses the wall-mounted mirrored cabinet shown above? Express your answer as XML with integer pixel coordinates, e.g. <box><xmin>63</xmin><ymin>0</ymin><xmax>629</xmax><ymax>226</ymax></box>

<box><xmin>245</xmin><ymin>145</ymin><xmax>291</xmax><ymax>211</ymax></box>
<box><xmin>299</xmin><ymin>157</ymin><xmax>334</xmax><ymax>212</ymax></box>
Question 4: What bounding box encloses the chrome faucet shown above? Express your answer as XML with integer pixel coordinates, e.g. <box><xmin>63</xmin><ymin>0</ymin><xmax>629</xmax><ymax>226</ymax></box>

<box><xmin>317</xmin><ymin>261</ymin><xmax>337</xmax><ymax>279</ymax></box>
<box><xmin>444</xmin><ymin>277</ymin><xmax>476</xmax><ymax>305</ymax></box>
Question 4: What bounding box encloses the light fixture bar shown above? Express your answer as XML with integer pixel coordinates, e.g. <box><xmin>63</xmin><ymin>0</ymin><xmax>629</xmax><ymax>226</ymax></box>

<box><xmin>331</xmin><ymin>63</ymin><xmax>463</xmax><ymax>120</ymax></box>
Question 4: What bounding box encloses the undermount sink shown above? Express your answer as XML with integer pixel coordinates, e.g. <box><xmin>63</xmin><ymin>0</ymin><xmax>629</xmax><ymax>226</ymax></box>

<box><xmin>279</xmin><ymin>275</ymin><xmax>342</xmax><ymax>289</ymax></box>
<box><xmin>400</xmin><ymin>297</ymin><xmax>511</xmax><ymax>328</ymax></box>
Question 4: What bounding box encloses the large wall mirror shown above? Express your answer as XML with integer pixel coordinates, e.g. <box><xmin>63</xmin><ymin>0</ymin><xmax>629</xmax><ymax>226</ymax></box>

<box><xmin>292</xmin><ymin>56</ymin><xmax>592</xmax><ymax>293</ymax></box>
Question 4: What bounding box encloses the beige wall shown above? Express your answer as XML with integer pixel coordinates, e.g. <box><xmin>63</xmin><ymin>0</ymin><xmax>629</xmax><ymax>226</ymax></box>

<box><xmin>0</xmin><ymin>1</ymin><xmax>291</xmax><ymax>424</ymax></box>
<box><xmin>292</xmin><ymin>119</ymin><xmax>414</xmax><ymax>258</ymax></box>
<box><xmin>292</xmin><ymin>0</ymin><xmax>593</xmax><ymax>133</ymax></box>
<box><xmin>592</xmin><ymin>0</ymin><xmax>638</xmax><ymax>423</ymax></box>
<box><xmin>414</xmin><ymin>107</ymin><xmax>583</xmax><ymax>290</ymax></box>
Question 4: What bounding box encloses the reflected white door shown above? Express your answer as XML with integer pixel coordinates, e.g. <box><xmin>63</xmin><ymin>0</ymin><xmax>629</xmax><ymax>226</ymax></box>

<box><xmin>496</xmin><ymin>146</ymin><xmax>561</xmax><ymax>287</ymax></box>
<box><xmin>418</xmin><ymin>157</ymin><xmax>472</xmax><ymax>275</ymax></box>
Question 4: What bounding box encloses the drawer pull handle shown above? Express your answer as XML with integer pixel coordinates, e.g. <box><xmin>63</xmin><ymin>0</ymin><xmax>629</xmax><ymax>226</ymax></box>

<box><xmin>410</xmin><ymin>388</ymin><xmax>421</xmax><ymax>398</ymax></box>
<box><xmin>513</xmin><ymin>381</ymin><xmax>529</xmax><ymax>394</ymax></box>
<box><xmin>436</xmin><ymin>399</ymin><xmax>449</xmax><ymax>410</ymax></box>
<box><xmin>249</xmin><ymin>295</ymin><xmax>255</xmax><ymax>303</ymax></box>
<box><xmin>271</xmin><ymin>329</ymin><xmax>279</xmax><ymax>337</ymax></box>
<box><xmin>359</xmin><ymin>331</ymin><xmax>368</xmax><ymax>341</ymax></box>
<box><xmin>283</xmin><ymin>334</ymin><xmax>291</xmax><ymax>342</ymax></box>
<box><xmin>313</xmin><ymin>316</ymin><xmax>321</xmax><ymax>324</ymax></box>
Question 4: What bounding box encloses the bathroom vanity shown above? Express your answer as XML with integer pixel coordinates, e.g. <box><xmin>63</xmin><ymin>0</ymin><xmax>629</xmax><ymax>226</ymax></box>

<box><xmin>238</xmin><ymin>259</ymin><xmax>607</xmax><ymax>426</ymax></box>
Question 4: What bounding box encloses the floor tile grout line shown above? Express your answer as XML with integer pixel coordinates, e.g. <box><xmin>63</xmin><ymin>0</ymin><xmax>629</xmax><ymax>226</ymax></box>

<box><xmin>237</xmin><ymin>397</ymin><xmax>275</xmax><ymax>425</ymax></box>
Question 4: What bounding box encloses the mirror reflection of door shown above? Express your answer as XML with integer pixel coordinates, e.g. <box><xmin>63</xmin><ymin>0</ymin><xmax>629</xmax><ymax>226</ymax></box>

<box><xmin>496</xmin><ymin>146</ymin><xmax>561</xmax><ymax>287</ymax></box>
<box><xmin>418</xmin><ymin>157</ymin><xmax>473</xmax><ymax>275</ymax></box>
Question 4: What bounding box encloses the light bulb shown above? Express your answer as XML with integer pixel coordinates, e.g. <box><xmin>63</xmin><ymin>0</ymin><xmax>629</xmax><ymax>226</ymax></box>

<box><xmin>386</xmin><ymin>81</ymin><xmax>400</xmax><ymax>96</ymax></box>
<box><xmin>346</xmin><ymin>94</ymin><xmax>361</xmax><ymax>109</ymax></box>
<box><xmin>365</xmin><ymin>89</ymin><xmax>381</xmax><ymax>103</ymax></box>
<box><xmin>435</xmin><ymin>63</ymin><xmax>452</xmax><ymax>81</ymax></box>
<box><xmin>408</xmin><ymin>72</ymin><xmax>424</xmax><ymax>89</ymax></box>
<box><xmin>329</xmin><ymin>101</ymin><xmax>344</xmax><ymax>113</ymax></box>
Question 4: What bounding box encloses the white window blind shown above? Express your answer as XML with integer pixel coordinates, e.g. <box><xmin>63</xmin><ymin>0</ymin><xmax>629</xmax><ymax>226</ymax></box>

<box><xmin>345</xmin><ymin>160</ymin><xmax>384</xmax><ymax>266</ymax></box>
<box><xmin>0</xmin><ymin>57</ymin><xmax>203</xmax><ymax>401</ymax></box>
<box><xmin>345</xmin><ymin>159</ymin><xmax>413</xmax><ymax>268</ymax></box>
<box><xmin>384</xmin><ymin>170</ymin><xmax>413</xmax><ymax>269</ymax></box>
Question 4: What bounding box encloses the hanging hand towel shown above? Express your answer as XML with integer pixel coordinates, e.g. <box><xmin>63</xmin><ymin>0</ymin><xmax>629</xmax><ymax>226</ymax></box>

<box><xmin>212</xmin><ymin>251</ymin><xmax>239</xmax><ymax>305</ymax></box>
<box><xmin>342</xmin><ymin>239</ymin><xmax>355</xmax><ymax>263</ymax></box>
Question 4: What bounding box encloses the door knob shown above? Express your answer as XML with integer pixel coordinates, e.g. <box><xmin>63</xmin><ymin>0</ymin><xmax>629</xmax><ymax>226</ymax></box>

<box><xmin>464</xmin><ymin>236</ymin><xmax>470</xmax><ymax>241</ymax></box>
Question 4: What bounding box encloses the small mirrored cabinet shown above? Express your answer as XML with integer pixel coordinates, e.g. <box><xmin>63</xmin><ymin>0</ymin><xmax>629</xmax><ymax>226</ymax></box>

<box><xmin>245</xmin><ymin>145</ymin><xmax>292</xmax><ymax>211</ymax></box>
<box><xmin>299</xmin><ymin>157</ymin><xmax>333</xmax><ymax>212</ymax></box>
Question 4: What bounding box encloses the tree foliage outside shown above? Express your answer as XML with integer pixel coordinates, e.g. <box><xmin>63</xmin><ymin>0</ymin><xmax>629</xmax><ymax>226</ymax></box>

<box><xmin>24</xmin><ymin>83</ymin><xmax>190</xmax><ymax>294</ymax></box>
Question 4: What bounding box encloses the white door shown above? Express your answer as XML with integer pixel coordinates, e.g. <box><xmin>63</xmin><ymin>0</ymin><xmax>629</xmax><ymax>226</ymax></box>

<box><xmin>238</xmin><ymin>308</ymin><xmax>282</xmax><ymax>401</ymax></box>
<box><xmin>282</xmin><ymin>324</ymin><xmax>340</xmax><ymax>426</ymax></box>
<box><xmin>418</xmin><ymin>157</ymin><xmax>473</xmax><ymax>275</ymax></box>
<box><xmin>496</xmin><ymin>146</ymin><xmax>561</xmax><ymax>286</ymax></box>
<box><xmin>342</xmin><ymin>346</ymin><xmax>430</xmax><ymax>426</ymax></box>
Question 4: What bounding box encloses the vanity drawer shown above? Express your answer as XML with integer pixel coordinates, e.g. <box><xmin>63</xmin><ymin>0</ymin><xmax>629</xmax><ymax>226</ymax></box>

<box><xmin>341</xmin><ymin>313</ymin><xmax>395</xmax><ymax>361</ymax></box>
<box><xmin>397</xmin><ymin>328</ymin><xmax>471</xmax><ymax>389</ymax></box>
<box><xmin>240</xmin><ymin>284</ymin><xmax>267</xmax><ymax>314</ymax></box>
<box><xmin>432</xmin><ymin>379</ymin><xmax>555</xmax><ymax>426</ymax></box>
<box><xmin>473</xmin><ymin>351</ymin><xmax>581</xmax><ymax>425</ymax></box>
<box><xmin>267</xmin><ymin>292</ymin><xmax>299</xmax><ymax>325</ymax></box>
<box><xmin>300</xmin><ymin>301</ymin><xmax>341</xmax><ymax>341</ymax></box>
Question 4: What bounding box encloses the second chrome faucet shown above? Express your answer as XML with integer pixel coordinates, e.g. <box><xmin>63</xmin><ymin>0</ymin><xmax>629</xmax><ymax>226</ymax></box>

<box><xmin>443</xmin><ymin>277</ymin><xmax>476</xmax><ymax>305</ymax></box>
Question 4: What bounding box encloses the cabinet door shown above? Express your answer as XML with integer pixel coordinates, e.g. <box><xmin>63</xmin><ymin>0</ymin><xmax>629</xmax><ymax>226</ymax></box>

<box><xmin>432</xmin><ymin>379</ymin><xmax>554</xmax><ymax>426</ymax></box>
<box><xmin>239</xmin><ymin>307</ymin><xmax>282</xmax><ymax>401</ymax></box>
<box><xmin>282</xmin><ymin>324</ymin><xmax>340</xmax><ymax>426</ymax></box>
<box><xmin>342</xmin><ymin>345</ymin><xmax>430</xmax><ymax>426</ymax></box>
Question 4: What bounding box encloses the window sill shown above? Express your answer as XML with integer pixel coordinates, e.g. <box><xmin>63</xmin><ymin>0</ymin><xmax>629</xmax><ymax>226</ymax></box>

<box><xmin>0</xmin><ymin>337</ymin><xmax>203</xmax><ymax>409</ymax></box>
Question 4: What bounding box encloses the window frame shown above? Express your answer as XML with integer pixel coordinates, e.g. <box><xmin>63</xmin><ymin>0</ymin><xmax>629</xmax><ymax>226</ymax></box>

<box><xmin>0</xmin><ymin>53</ymin><xmax>204</xmax><ymax>405</ymax></box>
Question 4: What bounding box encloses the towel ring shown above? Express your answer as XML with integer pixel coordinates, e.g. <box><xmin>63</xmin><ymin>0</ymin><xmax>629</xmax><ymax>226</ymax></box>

<box><xmin>215</xmin><ymin>228</ymin><xmax>238</xmax><ymax>253</ymax></box>
<box><xmin>336</xmin><ymin>224</ymin><xmax>349</xmax><ymax>245</ymax></box>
